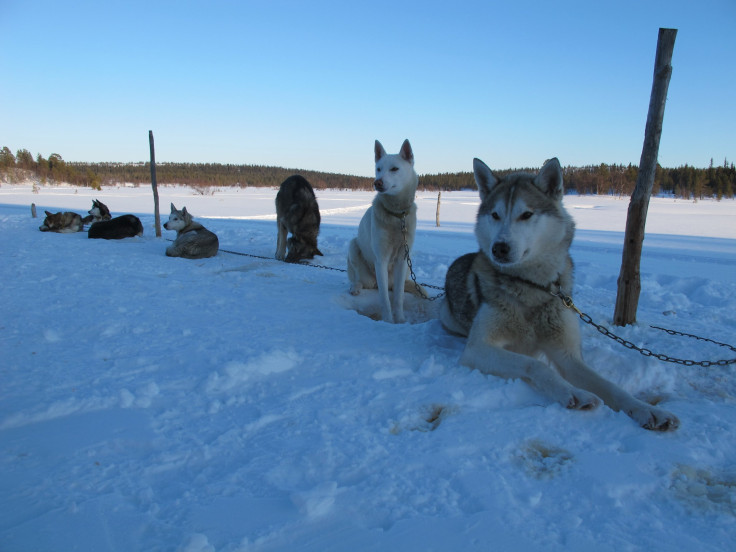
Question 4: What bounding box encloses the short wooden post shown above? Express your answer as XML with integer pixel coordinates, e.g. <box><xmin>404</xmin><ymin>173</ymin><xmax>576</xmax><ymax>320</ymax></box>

<box><xmin>149</xmin><ymin>131</ymin><xmax>161</xmax><ymax>237</ymax></box>
<box><xmin>436</xmin><ymin>191</ymin><xmax>441</xmax><ymax>227</ymax></box>
<box><xmin>31</xmin><ymin>203</ymin><xmax>37</xmax><ymax>218</ymax></box>
<box><xmin>613</xmin><ymin>28</ymin><xmax>677</xmax><ymax>326</ymax></box>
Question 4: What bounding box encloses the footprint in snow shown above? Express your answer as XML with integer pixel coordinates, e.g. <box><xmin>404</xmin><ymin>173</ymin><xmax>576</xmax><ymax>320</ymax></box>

<box><xmin>390</xmin><ymin>404</ymin><xmax>454</xmax><ymax>434</ymax></box>
<box><xmin>513</xmin><ymin>439</ymin><xmax>574</xmax><ymax>479</ymax></box>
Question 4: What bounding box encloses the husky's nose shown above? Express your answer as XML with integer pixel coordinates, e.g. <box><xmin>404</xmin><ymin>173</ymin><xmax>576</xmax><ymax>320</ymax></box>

<box><xmin>492</xmin><ymin>242</ymin><xmax>511</xmax><ymax>262</ymax></box>
<box><xmin>374</xmin><ymin>178</ymin><xmax>385</xmax><ymax>192</ymax></box>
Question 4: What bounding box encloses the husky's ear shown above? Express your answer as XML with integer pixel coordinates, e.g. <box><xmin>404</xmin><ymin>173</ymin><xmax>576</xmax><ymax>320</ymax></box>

<box><xmin>45</xmin><ymin>210</ymin><xmax>53</xmax><ymax>217</ymax></box>
<box><xmin>534</xmin><ymin>158</ymin><xmax>563</xmax><ymax>200</ymax></box>
<box><xmin>182</xmin><ymin>207</ymin><xmax>188</xmax><ymax>216</ymax></box>
<box><xmin>473</xmin><ymin>158</ymin><xmax>497</xmax><ymax>201</ymax></box>
<box><xmin>399</xmin><ymin>139</ymin><xmax>414</xmax><ymax>166</ymax></box>
<box><xmin>375</xmin><ymin>140</ymin><xmax>386</xmax><ymax>162</ymax></box>
<box><xmin>170</xmin><ymin>203</ymin><xmax>176</xmax><ymax>212</ymax></box>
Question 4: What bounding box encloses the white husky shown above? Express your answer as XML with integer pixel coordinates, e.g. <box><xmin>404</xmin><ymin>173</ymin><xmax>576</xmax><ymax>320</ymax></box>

<box><xmin>440</xmin><ymin>158</ymin><xmax>679</xmax><ymax>431</ymax></box>
<box><xmin>347</xmin><ymin>139</ymin><xmax>422</xmax><ymax>323</ymax></box>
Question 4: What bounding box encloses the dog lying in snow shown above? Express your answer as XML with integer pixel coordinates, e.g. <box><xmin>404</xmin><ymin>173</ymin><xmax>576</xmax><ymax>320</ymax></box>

<box><xmin>164</xmin><ymin>203</ymin><xmax>219</xmax><ymax>259</ymax></box>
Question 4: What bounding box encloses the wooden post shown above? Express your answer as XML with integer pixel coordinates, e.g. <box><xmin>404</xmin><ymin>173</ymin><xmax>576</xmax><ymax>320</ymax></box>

<box><xmin>613</xmin><ymin>28</ymin><xmax>677</xmax><ymax>326</ymax></box>
<box><xmin>149</xmin><ymin>130</ymin><xmax>161</xmax><ymax>237</ymax></box>
<box><xmin>31</xmin><ymin>203</ymin><xmax>37</xmax><ymax>218</ymax></box>
<box><xmin>436</xmin><ymin>191</ymin><xmax>441</xmax><ymax>227</ymax></box>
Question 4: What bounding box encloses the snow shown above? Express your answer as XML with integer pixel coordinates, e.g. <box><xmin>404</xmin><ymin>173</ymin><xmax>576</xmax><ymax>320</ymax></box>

<box><xmin>1</xmin><ymin>182</ymin><xmax>735</xmax><ymax>551</ymax></box>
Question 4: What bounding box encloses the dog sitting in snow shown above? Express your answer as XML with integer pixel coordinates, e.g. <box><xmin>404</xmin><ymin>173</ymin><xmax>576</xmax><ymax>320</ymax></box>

<box><xmin>347</xmin><ymin>139</ymin><xmax>425</xmax><ymax>323</ymax></box>
<box><xmin>164</xmin><ymin>203</ymin><xmax>219</xmax><ymax>259</ymax></box>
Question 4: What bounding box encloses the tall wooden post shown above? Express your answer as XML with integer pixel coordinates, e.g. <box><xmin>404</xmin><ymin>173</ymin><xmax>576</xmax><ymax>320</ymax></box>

<box><xmin>436</xmin><ymin>191</ymin><xmax>441</xmax><ymax>227</ymax></box>
<box><xmin>613</xmin><ymin>28</ymin><xmax>677</xmax><ymax>326</ymax></box>
<box><xmin>149</xmin><ymin>130</ymin><xmax>161</xmax><ymax>237</ymax></box>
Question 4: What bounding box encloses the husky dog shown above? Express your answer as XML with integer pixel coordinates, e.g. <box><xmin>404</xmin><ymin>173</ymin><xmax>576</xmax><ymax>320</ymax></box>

<box><xmin>39</xmin><ymin>211</ymin><xmax>83</xmax><ymax>233</ymax></box>
<box><xmin>347</xmin><ymin>139</ymin><xmax>424</xmax><ymax>323</ymax></box>
<box><xmin>275</xmin><ymin>175</ymin><xmax>323</xmax><ymax>263</ymax></box>
<box><xmin>164</xmin><ymin>203</ymin><xmax>219</xmax><ymax>259</ymax></box>
<box><xmin>440</xmin><ymin>157</ymin><xmax>679</xmax><ymax>431</ymax></box>
<box><xmin>82</xmin><ymin>199</ymin><xmax>112</xmax><ymax>224</ymax></box>
<box><xmin>88</xmin><ymin>214</ymin><xmax>143</xmax><ymax>239</ymax></box>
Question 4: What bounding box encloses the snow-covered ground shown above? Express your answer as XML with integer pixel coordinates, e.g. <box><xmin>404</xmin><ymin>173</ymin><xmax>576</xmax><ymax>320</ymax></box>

<box><xmin>1</xmin><ymin>182</ymin><xmax>735</xmax><ymax>551</ymax></box>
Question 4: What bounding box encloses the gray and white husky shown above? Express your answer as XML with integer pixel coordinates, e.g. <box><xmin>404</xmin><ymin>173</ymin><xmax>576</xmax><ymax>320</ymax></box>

<box><xmin>275</xmin><ymin>175</ymin><xmax>323</xmax><ymax>263</ymax></box>
<box><xmin>347</xmin><ymin>139</ymin><xmax>424</xmax><ymax>324</ymax></box>
<box><xmin>164</xmin><ymin>203</ymin><xmax>219</xmax><ymax>259</ymax></box>
<box><xmin>440</xmin><ymin>157</ymin><xmax>679</xmax><ymax>431</ymax></box>
<box><xmin>39</xmin><ymin>211</ymin><xmax>83</xmax><ymax>233</ymax></box>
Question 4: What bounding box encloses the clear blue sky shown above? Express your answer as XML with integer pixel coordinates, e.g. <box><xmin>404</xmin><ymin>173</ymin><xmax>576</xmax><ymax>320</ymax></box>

<box><xmin>1</xmin><ymin>0</ymin><xmax>734</xmax><ymax>177</ymax></box>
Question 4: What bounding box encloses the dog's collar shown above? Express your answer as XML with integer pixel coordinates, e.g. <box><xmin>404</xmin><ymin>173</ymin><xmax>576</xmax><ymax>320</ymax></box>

<box><xmin>478</xmin><ymin>250</ymin><xmax>562</xmax><ymax>295</ymax></box>
<box><xmin>384</xmin><ymin>207</ymin><xmax>408</xmax><ymax>220</ymax></box>
<box><xmin>498</xmin><ymin>271</ymin><xmax>562</xmax><ymax>296</ymax></box>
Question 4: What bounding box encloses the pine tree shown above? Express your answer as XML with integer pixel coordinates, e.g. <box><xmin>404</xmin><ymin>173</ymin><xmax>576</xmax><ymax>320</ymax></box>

<box><xmin>15</xmin><ymin>149</ymin><xmax>34</xmax><ymax>169</ymax></box>
<box><xmin>0</xmin><ymin>146</ymin><xmax>15</xmax><ymax>169</ymax></box>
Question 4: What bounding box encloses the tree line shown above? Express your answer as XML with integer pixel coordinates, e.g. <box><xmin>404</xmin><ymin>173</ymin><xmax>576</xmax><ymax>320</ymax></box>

<box><xmin>2</xmin><ymin>146</ymin><xmax>734</xmax><ymax>199</ymax></box>
<box><xmin>418</xmin><ymin>161</ymin><xmax>735</xmax><ymax>199</ymax></box>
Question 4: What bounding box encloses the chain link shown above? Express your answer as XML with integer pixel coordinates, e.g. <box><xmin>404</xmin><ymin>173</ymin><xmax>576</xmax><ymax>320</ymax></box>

<box><xmin>552</xmin><ymin>291</ymin><xmax>736</xmax><ymax>367</ymax></box>
<box><xmin>217</xmin><ymin>238</ymin><xmax>445</xmax><ymax>292</ymax></box>
<box><xmin>213</xmin><ymin>242</ymin><xmax>734</xmax><ymax>367</ymax></box>
<box><xmin>400</xmin><ymin>214</ymin><xmax>445</xmax><ymax>301</ymax></box>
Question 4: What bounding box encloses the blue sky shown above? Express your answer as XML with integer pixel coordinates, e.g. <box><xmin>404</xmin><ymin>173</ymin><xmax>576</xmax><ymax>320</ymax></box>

<box><xmin>1</xmin><ymin>0</ymin><xmax>734</xmax><ymax>177</ymax></box>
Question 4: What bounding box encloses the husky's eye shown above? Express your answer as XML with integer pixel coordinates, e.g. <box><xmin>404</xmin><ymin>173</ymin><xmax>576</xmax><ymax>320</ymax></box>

<box><xmin>390</xmin><ymin>166</ymin><xmax>399</xmax><ymax>172</ymax></box>
<box><xmin>520</xmin><ymin>211</ymin><xmax>534</xmax><ymax>221</ymax></box>
<box><xmin>491</xmin><ymin>212</ymin><xmax>500</xmax><ymax>221</ymax></box>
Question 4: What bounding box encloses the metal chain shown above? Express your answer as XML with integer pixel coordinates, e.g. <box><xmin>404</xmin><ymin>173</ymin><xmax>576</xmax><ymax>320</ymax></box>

<box><xmin>212</xmin><ymin>242</ymin><xmax>734</xmax><ymax>367</ymax></box>
<box><xmin>400</xmin><ymin>214</ymin><xmax>445</xmax><ymax>301</ymax></box>
<box><xmin>218</xmin><ymin>247</ymin><xmax>274</xmax><ymax>261</ymax></box>
<box><xmin>219</xmin><ymin>245</ymin><xmax>349</xmax><ymax>273</ymax></box>
<box><xmin>218</xmin><ymin>240</ymin><xmax>444</xmax><ymax>289</ymax></box>
<box><xmin>552</xmin><ymin>291</ymin><xmax>736</xmax><ymax>367</ymax></box>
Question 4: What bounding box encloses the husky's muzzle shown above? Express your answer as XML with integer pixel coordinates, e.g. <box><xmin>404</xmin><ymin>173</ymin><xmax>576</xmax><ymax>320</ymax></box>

<box><xmin>491</xmin><ymin>241</ymin><xmax>511</xmax><ymax>263</ymax></box>
<box><xmin>374</xmin><ymin>178</ymin><xmax>385</xmax><ymax>193</ymax></box>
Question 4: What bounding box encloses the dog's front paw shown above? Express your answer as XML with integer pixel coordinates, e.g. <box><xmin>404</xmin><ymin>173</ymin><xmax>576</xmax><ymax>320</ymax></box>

<box><xmin>564</xmin><ymin>389</ymin><xmax>601</xmax><ymax>411</ymax></box>
<box><xmin>349</xmin><ymin>284</ymin><xmax>361</xmax><ymax>296</ymax></box>
<box><xmin>637</xmin><ymin>407</ymin><xmax>680</xmax><ymax>432</ymax></box>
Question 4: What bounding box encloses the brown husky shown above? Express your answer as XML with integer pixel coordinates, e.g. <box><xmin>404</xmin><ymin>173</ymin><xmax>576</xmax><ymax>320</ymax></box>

<box><xmin>275</xmin><ymin>175</ymin><xmax>323</xmax><ymax>263</ymax></box>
